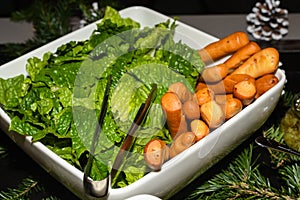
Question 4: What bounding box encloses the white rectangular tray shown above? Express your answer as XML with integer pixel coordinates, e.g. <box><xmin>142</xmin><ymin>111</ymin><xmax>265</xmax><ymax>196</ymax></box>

<box><xmin>0</xmin><ymin>6</ymin><xmax>286</xmax><ymax>200</ymax></box>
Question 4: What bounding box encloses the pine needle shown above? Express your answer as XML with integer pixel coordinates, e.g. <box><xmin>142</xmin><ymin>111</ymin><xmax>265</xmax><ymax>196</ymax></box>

<box><xmin>0</xmin><ymin>145</ymin><xmax>8</xmax><ymax>158</ymax></box>
<box><xmin>279</xmin><ymin>163</ymin><xmax>300</xmax><ymax>197</ymax></box>
<box><xmin>0</xmin><ymin>177</ymin><xmax>41</xmax><ymax>200</ymax></box>
<box><xmin>187</xmin><ymin>143</ymin><xmax>298</xmax><ymax>199</ymax></box>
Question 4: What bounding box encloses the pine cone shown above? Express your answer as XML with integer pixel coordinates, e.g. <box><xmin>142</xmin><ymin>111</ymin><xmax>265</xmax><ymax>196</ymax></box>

<box><xmin>246</xmin><ymin>0</ymin><xmax>289</xmax><ymax>41</ymax></box>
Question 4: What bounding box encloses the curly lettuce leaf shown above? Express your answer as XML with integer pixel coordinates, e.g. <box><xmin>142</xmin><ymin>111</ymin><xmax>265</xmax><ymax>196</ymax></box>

<box><xmin>0</xmin><ymin>75</ymin><xmax>26</xmax><ymax>108</ymax></box>
<box><xmin>101</xmin><ymin>6</ymin><xmax>140</xmax><ymax>29</ymax></box>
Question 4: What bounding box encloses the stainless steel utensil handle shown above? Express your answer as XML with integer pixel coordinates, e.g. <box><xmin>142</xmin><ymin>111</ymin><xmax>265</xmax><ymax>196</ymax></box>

<box><xmin>255</xmin><ymin>136</ymin><xmax>300</xmax><ymax>157</ymax></box>
<box><xmin>111</xmin><ymin>84</ymin><xmax>157</xmax><ymax>180</ymax></box>
<box><xmin>83</xmin><ymin>75</ymin><xmax>112</xmax><ymax>198</ymax></box>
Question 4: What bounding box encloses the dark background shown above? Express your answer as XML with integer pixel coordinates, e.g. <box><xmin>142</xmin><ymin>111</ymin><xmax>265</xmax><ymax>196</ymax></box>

<box><xmin>126</xmin><ymin>0</ymin><xmax>300</xmax><ymax>14</ymax></box>
<box><xmin>1</xmin><ymin>0</ymin><xmax>300</xmax><ymax>17</ymax></box>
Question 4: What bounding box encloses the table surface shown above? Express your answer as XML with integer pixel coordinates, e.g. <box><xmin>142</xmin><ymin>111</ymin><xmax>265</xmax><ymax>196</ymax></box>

<box><xmin>0</xmin><ymin>13</ymin><xmax>299</xmax><ymax>200</ymax></box>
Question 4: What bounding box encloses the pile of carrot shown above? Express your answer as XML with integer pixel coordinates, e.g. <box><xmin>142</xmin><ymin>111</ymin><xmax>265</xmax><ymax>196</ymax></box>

<box><xmin>144</xmin><ymin>31</ymin><xmax>280</xmax><ymax>171</ymax></box>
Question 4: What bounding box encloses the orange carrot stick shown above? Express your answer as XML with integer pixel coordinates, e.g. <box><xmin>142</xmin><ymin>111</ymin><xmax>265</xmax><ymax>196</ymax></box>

<box><xmin>233</xmin><ymin>79</ymin><xmax>257</xmax><ymax>106</ymax></box>
<box><xmin>198</xmin><ymin>31</ymin><xmax>249</xmax><ymax>64</ymax></box>
<box><xmin>231</xmin><ymin>47</ymin><xmax>279</xmax><ymax>78</ymax></box>
<box><xmin>190</xmin><ymin>119</ymin><xmax>210</xmax><ymax>141</ymax></box>
<box><xmin>224</xmin><ymin>41</ymin><xmax>261</xmax><ymax>70</ymax></box>
<box><xmin>169</xmin><ymin>132</ymin><xmax>196</xmax><ymax>158</ymax></box>
<box><xmin>144</xmin><ymin>139</ymin><xmax>170</xmax><ymax>171</ymax></box>
<box><xmin>255</xmin><ymin>74</ymin><xmax>279</xmax><ymax>98</ymax></box>
<box><xmin>161</xmin><ymin>92</ymin><xmax>188</xmax><ymax>138</ymax></box>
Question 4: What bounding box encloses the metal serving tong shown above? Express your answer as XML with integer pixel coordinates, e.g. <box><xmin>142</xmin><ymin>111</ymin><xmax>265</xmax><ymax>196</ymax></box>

<box><xmin>255</xmin><ymin>136</ymin><xmax>300</xmax><ymax>157</ymax></box>
<box><xmin>83</xmin><ymin>75</ymin><xmax>112</xmax><ymax>198</ymax></box>
<box><xmin>83</xmin><ymin>80</ymin><xmax>157</xmax><ymax>198</ymax></box>
<box><xmin>110</xmin><ymin>83</ymin><xmax>157</xmax><ymax>180</ymax></box>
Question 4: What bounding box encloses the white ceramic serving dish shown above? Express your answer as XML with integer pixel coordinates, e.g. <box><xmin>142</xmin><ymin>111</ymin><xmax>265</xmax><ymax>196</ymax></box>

<box><xmin>0</xmin><ymin>6</ymin><xmax>286</xmax><ymax>200</ymax></box>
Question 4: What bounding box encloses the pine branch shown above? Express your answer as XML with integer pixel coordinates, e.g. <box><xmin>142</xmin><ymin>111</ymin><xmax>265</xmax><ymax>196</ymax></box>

<box><xmin>42</xmin><ymin>196</ymin><xmax>61</xmax><ymax>200</ymax></box>
<box><xmin>0</xmin><ymin>145</ymin><xmax>8</xmax><ymax>159</ymax></box>
<box><xmin>279</xmin><ymin>163</ymin><xmax>300</xmax><ymax>197</ymax></box>
<box><xmin>187</xmin><ymin>145</ymin><xmax>290</xmax><ymax>199</ymax></box>
<box><xmin>0</xmin><ymin>177</ymin><xmax>40</xmax><ymax>200</ymax></box>
<box><xmin>281</xmin><ymin>91</ymin><xmax>295</xmax><ymax>108</ymax></box>
<box><xmin>261</xmin><ymin>125</ymin><xmax>298</xmax><ymax>168</ymax></box>
<box><xmin>0</xmin><ymin>175</ymin><xmax>62</xmax><ymax>199</ymax></box>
